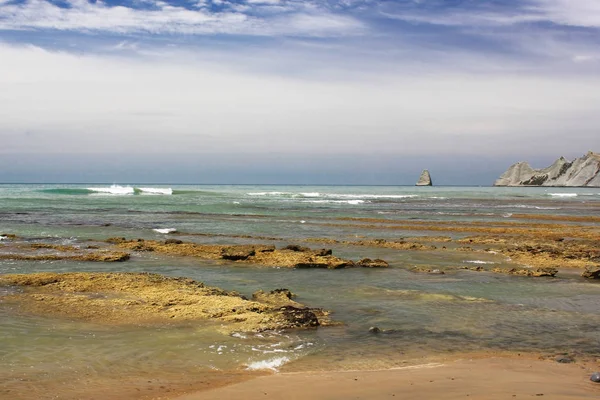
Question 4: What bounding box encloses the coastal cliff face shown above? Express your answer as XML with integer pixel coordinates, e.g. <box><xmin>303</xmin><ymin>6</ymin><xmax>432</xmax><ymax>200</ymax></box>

<box><xmin>494</xmin><ymin>151</ymin><xmax>600</xmax><ymax>187</ymax></box>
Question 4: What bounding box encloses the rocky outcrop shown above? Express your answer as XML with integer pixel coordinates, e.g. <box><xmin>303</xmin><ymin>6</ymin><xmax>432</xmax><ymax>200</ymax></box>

<box><xmin>494</xmin><ymin>151</ymin><xmax>600</xmax><ymax>187</ymax></box>
<box><xmin>416</xmin><ymin>169</ymin><xmax>432</xmax><ymax>186</ymax></box>
<box><xmin>0</xmin><ymin>272</ymin><xmax>332</xmax><ymax>334</ymax></box>
<box><xmin>109</xmin><ymin>238</ymin><xmax>357</xmax><ymax>269</ymax></box>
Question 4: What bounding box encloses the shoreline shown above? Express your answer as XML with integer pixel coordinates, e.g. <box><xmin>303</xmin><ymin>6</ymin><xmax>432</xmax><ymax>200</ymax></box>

<box><xmin>173</xmin><ymin>355</ymin><xmax>600</xmax><ymax>400</ymax></box>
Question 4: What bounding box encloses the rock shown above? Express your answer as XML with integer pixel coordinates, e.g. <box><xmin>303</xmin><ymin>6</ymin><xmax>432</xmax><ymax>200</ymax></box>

<box><xmin>164</xmin><ymin>239</ymin><xmax>183</xmax><ymax>245</ymax></box>
<box><xmin>113</xmin><ymin>239</ymin><xmax>354</xmax><ymax>269</ymax></box>
<box><xmin>279</xmin><ymin>305</ymin><xmax>320</xmax><ymax>328</ymax></box>
<box><xmin>491</xmin><ymin>267</ymin><xmax>558</xmax><ymax>277</ymax></box>
<box><xmin>416</xmin><ymin>169</ymin><xmax>433</xmax><ymax>186</ymax></box>
<box><xmin>356</xmin><ymin>258</ymin><xmax>389</xmax><ymax>268</ymax></box>
<box><xmin>283</xmin><ymin>244</ymin><xmax>312</xmax><ymax>252</ymax></box>
<box><xmin>283</xmin><ymin>245</ymin><xmax>332</xmax><ymax>256</ymax></box>
<box><xmin>0</xmin><ymin>272</ymin><xmax>332</xmax><ymax>334</ymax></box>
<box><xmin>252</xmin><ymin>289</ymin><xmax>299</xmax><ymax>306</ymax></box>
<box><xmin>411</xmin><ymin>266</ymin><xmax>445</xmax><ymax>274</ymax></box>
<box><xmin>368</xmin><ymin>326</ymin><xmax>398</xmax><ymax>334</ymax></box>
<box><xmin>582</xmin><ymin>265</ymin><xmax>600</xmax><ymax>279</ymax></box>
<box><xmin>554</xmin><ymin>356</ymin><xmax>574</xmax><ymax>364</ymax></box>
<box><xmin>221</xmin><ymin>246</ymin><xmax>257</xmax><ymax>260</ymax></box>
<box><xmin>590</xmin><ymin>372</ymin><xmax>600</xmax><ymax>383</ymax></box>
<box><xmin>494</xmin><ymin>151</ymin><xmax>600</xmax><ymax>187</ymax></box>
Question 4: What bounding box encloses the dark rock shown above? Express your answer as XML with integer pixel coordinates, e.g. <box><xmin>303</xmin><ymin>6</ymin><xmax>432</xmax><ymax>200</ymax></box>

<box><xmin>271</xmin><ymin>288</ymin><xmax>295</xmax><ymax>299</ymax></box>
<box><xmin>368</xmin><ymin>326</ymin><xmax>398</xmax><ymax>334</ymax></box>
<box><xmin>581</xmin><ymin>265</ymin><xmax>600</xmax><ymax>279</ymax></box>
<box><xmin>283</xmin><ymin>245</ymin><xmax>332</xmax><ymax>256</ymax></box>
<box><xmin>164</xmin><ymin>239</ymin><xmax>183</xmax><ymax>245</ymax></box>
<box><xmin>590</xmin><ymin>372</ymin><xmax>600</xmax><ymax>383</ymax></box>
<box><xmin>357</xmin><ymin>258</ymin><xmax>389</xmax><ymax>268</ymax></box>
<box><xmin>314</xmin><ymin>248</ymin><xmax>333</xmax><ymax>256</ymax></box>
<box><xmin>221</xmin><ymin>246</ymin><xmax>256</xmax><ymax>260</ymax></box>
<box><xmin>279</xmin><ymin>306</ymin><xmax>320</xmax><ymax>328</ymax></box>
<box><xmin>283</xmin><ymin>244</ymin><xmax>312</xmax><ymax>252</ymax></box>
<box><xmin>554</xmin><ymin>356</ymin><xmax>574</xmax><ymax>364</ymax></box>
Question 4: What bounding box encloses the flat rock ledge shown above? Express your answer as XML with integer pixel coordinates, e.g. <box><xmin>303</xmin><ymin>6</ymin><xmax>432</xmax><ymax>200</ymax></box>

<box><xmin>0</xmin><ymin>272</ymin><xmax>332</xmax><ymax>334</ymax></box>
<box><xmin>108</xmin><ymin>238</ymin><xmax>373</xmax><ymax>269</ymax></box>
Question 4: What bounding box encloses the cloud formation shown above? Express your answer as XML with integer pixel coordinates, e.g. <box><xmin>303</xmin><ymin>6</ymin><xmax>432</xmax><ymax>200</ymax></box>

<box><xmin>0</xmin><ymin>0</ymin><xmax>599</xmax><ymax>184</ymax></box>
<box><xmin>0</xmin><ymin>0</ymin><xmax>365</xmax><ymax>36</ymax></box>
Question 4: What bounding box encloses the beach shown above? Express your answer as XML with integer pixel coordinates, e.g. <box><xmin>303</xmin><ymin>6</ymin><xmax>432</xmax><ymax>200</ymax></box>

<box><xmin>1</xmin><ymin>184</ymin><xmax>600</xmax><ymax>399</ymax></box>
<box><xmin>176</xmin><ymin>357</ymin><xmax>600</xmax><ymax>400</ymax></box>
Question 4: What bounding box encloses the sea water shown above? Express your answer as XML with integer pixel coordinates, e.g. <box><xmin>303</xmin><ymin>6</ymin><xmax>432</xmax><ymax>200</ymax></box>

<box><xmin>1</xmin><ymin>184</ymin><xmax>600</xmax><ymax>398</ymax></box>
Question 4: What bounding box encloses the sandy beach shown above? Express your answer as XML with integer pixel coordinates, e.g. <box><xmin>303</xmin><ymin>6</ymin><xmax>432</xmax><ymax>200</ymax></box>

<box><xmin>175</xmin><ymin>357</ymin><xmax>600</xmax><ymax>400</ymax></box>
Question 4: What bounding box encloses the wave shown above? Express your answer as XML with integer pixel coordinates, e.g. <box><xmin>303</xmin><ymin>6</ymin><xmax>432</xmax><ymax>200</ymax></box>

<box><xmin>548</xmin><ymin>193</ymin><xmax>578</xmax><ymax>197</ymax></box>
<box><xmin>137</xmin><ymin>187</ymin><xmax>173</xmax><ymax>195</ymax></box>
<box><xmin>85</xmin><ymin>185</ymin><xmax>173</xmax><ymax>196</ymax></box>
<box><xmin>246</xmin><ymin>192</ymin><xmax>418</xmax><ymax>200</ymax></box>
<box><xmin>41</xmin><ymin>188</ymin><xmax>94</xmax><ymax>195</ymax></box>
<box><xmin>247</xmin><ymin>192</ymin><xmax>290</xmax><ymax>196</ymax></box>
<box><xmin>464</xmin><ymin>260</ymin><xmax>496</xmax><ymax>265</ymax></box>
<box><xmin>153</xmin><ymin>228</ymin><xmax>177</xmax><ymax>234</ymax></box>
<box><xmin>88</xmin><ymin>185</ymin><xmax>135</xmax><ymax>195</ymax></box>
<box><xmin>303</xmin><ymin>200</ymin><xmax>366</xmax><ymax>205</ymax></box>
<box><xmin>246</xmin><ymin>356</ymin><xmax>290</xmax><ymax>371</ymax></box>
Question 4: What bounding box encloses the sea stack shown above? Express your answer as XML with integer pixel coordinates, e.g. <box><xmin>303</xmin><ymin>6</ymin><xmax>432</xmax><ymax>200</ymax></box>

<box><xmin>416</xmin><ymin>170</ymin><xmax>432</xmax><ymax>186</ymax></box>
<box><xmin>494</xmin><ymin>151</ymin><xmax>600</xmax><ymax>187</ymax></box>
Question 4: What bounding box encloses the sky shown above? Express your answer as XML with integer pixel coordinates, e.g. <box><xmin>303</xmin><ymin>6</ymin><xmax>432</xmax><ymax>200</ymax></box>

<box><xmin>1</xmin><ymin>0</ymin><xmax>600</xmax><ymax>184</ymax></box>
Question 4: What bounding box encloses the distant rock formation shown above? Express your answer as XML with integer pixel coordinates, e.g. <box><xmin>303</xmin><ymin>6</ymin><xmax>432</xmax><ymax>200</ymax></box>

<box><xmin>494</xmin><ymin>151</ymin><xmax>600</xmax><ymax>187</ymax></box>
<box><xmin>416</xmin><ymin>169</ymin><xmax>432</xmax><ymax>186</ymax></box>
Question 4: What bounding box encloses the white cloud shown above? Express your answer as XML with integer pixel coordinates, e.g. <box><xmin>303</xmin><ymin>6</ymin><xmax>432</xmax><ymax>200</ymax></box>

<box><xmin>0</xmin><ymin>43</ymin><xmax>599</xmax><ymax>157</ymax></box>
<box><xmin>383</xmin><ymin>0</ymin><xmax>600</xmax><ymax>29</ymax></box>
<box><xmin>0</xmin><ymin>0</ymin><xmax>365</xmax><ymax>37</ymax></box>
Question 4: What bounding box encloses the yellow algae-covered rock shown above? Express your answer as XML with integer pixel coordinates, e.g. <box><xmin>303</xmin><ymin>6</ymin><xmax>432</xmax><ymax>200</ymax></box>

<box><xmin>110</xmin><ymin>239</ymin><xmax>357</xmax><ymax>269</ymax></box>
<box><xmin>0</xmin><ymin>272</ymin><xmax>332</xmax><ymax>334</ymax></box>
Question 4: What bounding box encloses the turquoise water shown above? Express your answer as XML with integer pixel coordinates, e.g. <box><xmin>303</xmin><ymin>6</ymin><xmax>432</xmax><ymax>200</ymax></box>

<box><xmin>1</xmin><ymin>184</ymin><xmax>600</xmax><ymax>398</ymax></box>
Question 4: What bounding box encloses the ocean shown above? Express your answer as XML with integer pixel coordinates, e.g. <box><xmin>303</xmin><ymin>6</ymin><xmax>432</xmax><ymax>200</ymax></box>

<box><xmin>1</xmin><ymin>184</ymin><xmax>600</xmax><ymax>399</ymax></box>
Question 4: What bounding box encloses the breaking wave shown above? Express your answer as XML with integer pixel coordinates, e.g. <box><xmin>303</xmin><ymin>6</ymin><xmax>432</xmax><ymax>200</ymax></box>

<box><xmin>246</xmin><ymin>356</ymin><xmax>290</xmax><ymax>371</ymax></box>
<box><xmin>548</xmin><ymin>193</ymin><xmax>578</xmax><ymax>197</ymax></box>
<box><xmin>153</xmin><ymin>228</ymin><xmax>177</xmax><ymax>234</ymax></box>
<box><xmin>138</xmin><ymin>187</ymin><xmax>173</xmax><ymax>195</ymax></box>
<box><xmin>88</xmin><ymin>185</ymin><xmax>135</xmax><ymax>195</ymax></box>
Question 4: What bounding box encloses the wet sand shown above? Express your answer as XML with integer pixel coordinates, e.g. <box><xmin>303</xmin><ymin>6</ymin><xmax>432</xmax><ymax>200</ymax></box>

<box><xmin>174</xmin><ymin>357</ymin><xmax>600</xmax><ymax>400</ymax></box>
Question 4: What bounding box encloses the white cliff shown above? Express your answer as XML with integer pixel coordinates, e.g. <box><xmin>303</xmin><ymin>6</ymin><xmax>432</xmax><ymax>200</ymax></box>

<box><xmin>494</xmin><ymin>152</ymin><xmax>600</xmax><ymax>187</ymax></box>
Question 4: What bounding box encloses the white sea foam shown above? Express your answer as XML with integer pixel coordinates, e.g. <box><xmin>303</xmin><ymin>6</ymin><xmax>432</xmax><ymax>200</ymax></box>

<box><xmin>247</xmin><ymin>192</ymin><xmax>289</xmax><ymax>196</ymax></box>
<box><xmin>328</xmin><ymin>194</ymin><xmax>417</xmax><ymax>199</ymax></box>
<box><xmin>464</xmin><ymin>260</ymin><xmax>496</xmax><ymax>265</ymax></box>
<box><xmin>548</xmin><ymin>193</ymin><xmax>578</xmax><ymax>197</ymax></box>
<box><xmin>138</xmin><ymin>187</ymin><xmax>173</xmax><ymax>195</ymax></box>
<box><xmin>300</xmin><ymin>192</ymin><xmax>321</xmax><ymax>197</ymax></box>
<box><xmin>87</xmin><ymin>185</ymin><xmax>134</xmax><ymax>195</ymax></box>
<box><xmin>153</xmin><ymin>228</ymin><xmax>177</xmax><ymax>234</ymax></box>
<box><xmin>304</xmin><ymin>200</ymin><xmax>366</xmax><ymax>205</ymax></box>
<box><xmin>246</xmin><ymin>356</ymin><xmax>290</xmax><ymax>371</ymax></box>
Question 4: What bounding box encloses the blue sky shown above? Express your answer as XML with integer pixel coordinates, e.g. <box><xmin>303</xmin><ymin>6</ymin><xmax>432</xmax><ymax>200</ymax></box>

<box><xmin>1</xmin><ymin>0</ymin><xmax>599</xmax><ymax>183</ymax></box>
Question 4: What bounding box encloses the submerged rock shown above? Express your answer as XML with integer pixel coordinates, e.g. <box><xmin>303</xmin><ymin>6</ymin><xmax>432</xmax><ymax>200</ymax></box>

<box><xmin>494</xmin><ymin>151</ymin><xmax>600</xmax><ymax>187</ymax></box>
<box><xmin>491</xmin><ymin>267</ymin><xmax>558</xmax><ymax>277</ymax></box>
<box><xmin>356</xmin><ymin>258</ymin><xmax>389</xmax><ymax>268</ymax></box>
<box><xmin>0</xmin><ymin>272</ymin><xmax>332</xmax><ymax>334</ymax></box>
<box><xmin>581</xmin><ymin>265</ymin><xmax>600</xmax><ymax>279</ymax></box>
<box><xmin>111</xmin><ymin>239</ymin><xmax>355</xmax><ymax>269</ymax></box>
<box><xmin>416</xmin><ymin>169</ymin><xmax>433</xmax><ymax>186</ymax></box>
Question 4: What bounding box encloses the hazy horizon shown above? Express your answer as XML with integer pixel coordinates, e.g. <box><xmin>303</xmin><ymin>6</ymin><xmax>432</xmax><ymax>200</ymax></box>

<box><xmin>1</xmin><ymin>151</ymin><xmax>594</xmax><ymax>185</ymax></box>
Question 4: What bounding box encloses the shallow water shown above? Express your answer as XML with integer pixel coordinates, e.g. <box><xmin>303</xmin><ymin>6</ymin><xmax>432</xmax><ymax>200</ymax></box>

<box><xmin>1</xmin><ymin>184</ymin><xmax>600</xmax><ymax>398</ymax></box>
